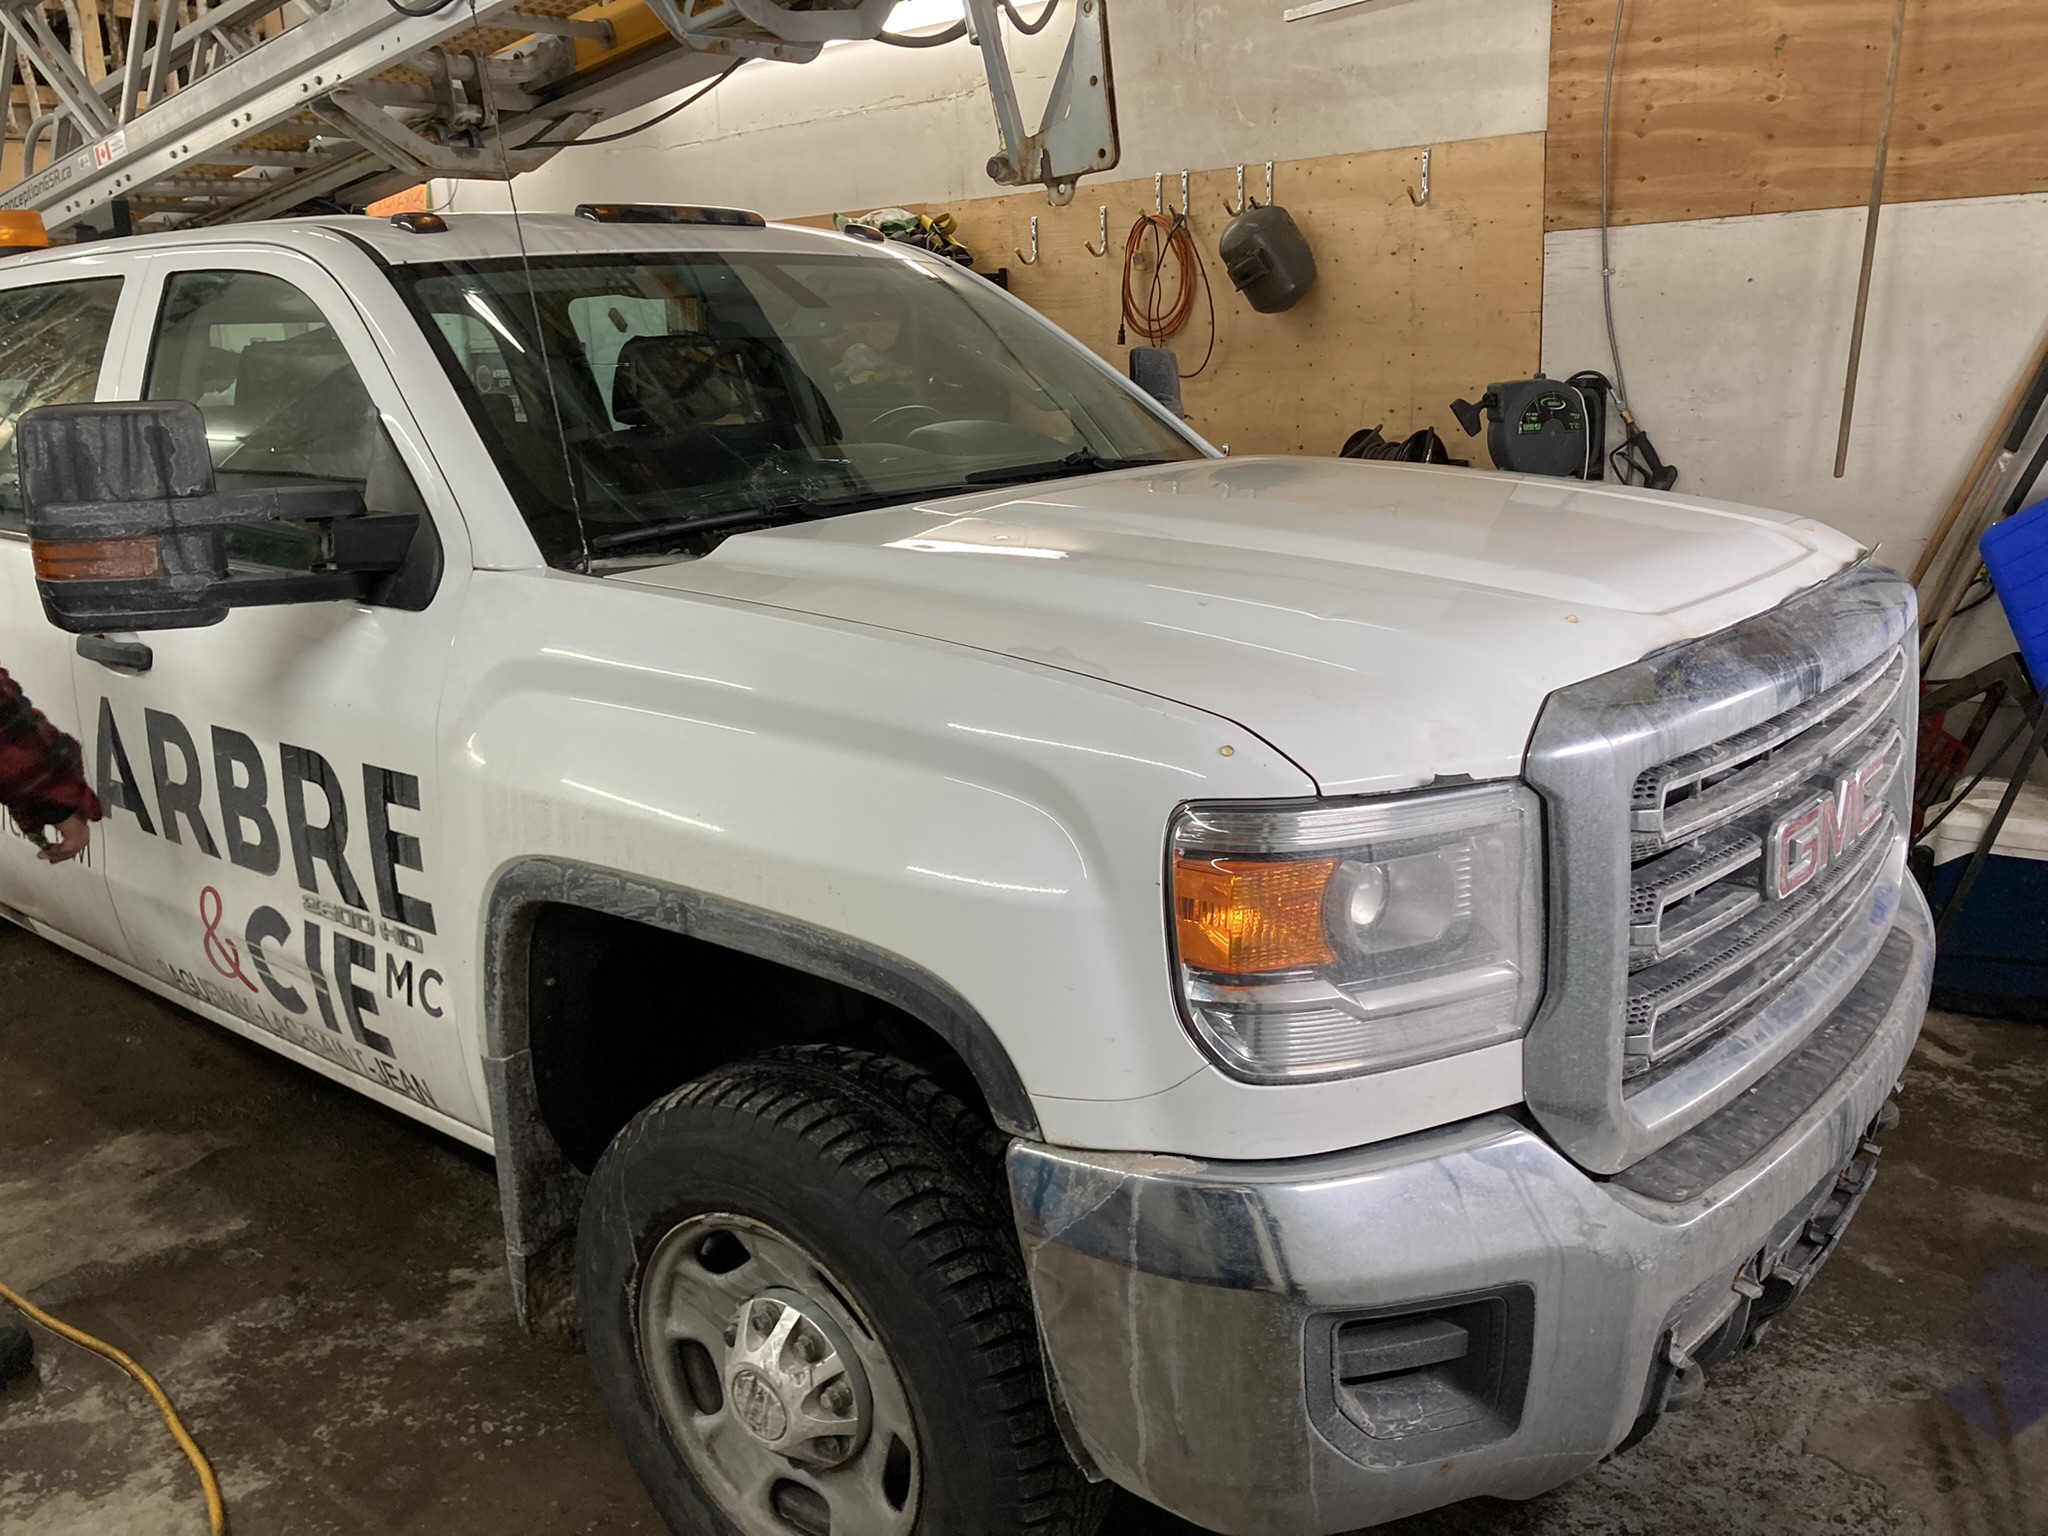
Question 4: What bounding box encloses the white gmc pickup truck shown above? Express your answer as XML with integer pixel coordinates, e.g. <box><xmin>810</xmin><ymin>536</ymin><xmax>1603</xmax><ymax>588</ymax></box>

<box><xmin>0</xmin><ymin>207</ymin><xmax>1929</xmax><ymax>1536</ymax></box>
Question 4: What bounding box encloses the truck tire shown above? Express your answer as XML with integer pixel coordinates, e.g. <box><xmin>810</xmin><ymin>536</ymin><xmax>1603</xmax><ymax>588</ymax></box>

<box><xmin>577</xmin><ymin>1046</ymin><xmax>1109</xmax><ymax>1536</ymax></box>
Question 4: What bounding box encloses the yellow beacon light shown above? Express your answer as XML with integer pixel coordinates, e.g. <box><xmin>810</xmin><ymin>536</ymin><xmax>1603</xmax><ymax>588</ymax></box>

<box><xmin>0</xmin><ymin>212</ymin><xmax>50</xmax><ymax>256</ymax></box>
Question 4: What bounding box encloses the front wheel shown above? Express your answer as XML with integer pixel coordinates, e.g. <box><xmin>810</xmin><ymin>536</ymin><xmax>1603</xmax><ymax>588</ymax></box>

<box><xmin>577</xmin><ymin>1047</ymin><xmax>1108</xmax><ymax>1536</ymax></box>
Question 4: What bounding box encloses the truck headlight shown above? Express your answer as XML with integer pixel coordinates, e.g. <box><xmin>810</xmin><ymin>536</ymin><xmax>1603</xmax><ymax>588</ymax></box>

<box><xmin>1168</xmin><ymin>782</ymin><xmax>1544</xmax><ymax>1082</ymax></box>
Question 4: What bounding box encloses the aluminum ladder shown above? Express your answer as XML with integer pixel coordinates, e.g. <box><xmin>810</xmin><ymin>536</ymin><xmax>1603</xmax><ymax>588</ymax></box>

<box><xmin>0</xmin><ymin>0</ymin><xmax>1117</xmax><ymax>234</ymax></box>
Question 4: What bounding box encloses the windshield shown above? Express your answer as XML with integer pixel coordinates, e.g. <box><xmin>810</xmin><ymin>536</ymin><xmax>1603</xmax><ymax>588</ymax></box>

<box><xmin>390</xmin><ymin>246</ymin><xmax>1202</xmax><ymax>566</ymax></box>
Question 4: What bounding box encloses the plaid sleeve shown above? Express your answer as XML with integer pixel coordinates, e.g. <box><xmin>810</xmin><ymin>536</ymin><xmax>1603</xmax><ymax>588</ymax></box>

<box><xmin>0</xmin><ymin>668</ymin><xmax>102</xmax><ymax>827</ymax></box>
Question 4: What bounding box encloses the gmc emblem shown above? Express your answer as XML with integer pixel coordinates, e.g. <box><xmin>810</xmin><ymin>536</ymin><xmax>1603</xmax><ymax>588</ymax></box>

<box><xmin>1764</xmin><ymin>748</ymin><xmax>1889</xmax><ymax>900</ymax></box>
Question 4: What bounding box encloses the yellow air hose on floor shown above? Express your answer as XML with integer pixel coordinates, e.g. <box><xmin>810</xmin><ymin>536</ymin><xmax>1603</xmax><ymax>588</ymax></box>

<box><xmin>0</xmin><ymin>1278</ymin><xmax>229</xmax><ymax>1534</ymax></box>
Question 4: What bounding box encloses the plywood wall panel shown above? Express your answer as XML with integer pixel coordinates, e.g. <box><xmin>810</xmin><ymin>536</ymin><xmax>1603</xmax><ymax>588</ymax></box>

<box><xmin>825</xmin><ymin>133</ymin><xmax>1545</xmax><ymax>462</ymax></box>
<box><xmin>1547</xmin><ymin>0</ymin><xmax>2048</xmax><ymax>231</ymax></box>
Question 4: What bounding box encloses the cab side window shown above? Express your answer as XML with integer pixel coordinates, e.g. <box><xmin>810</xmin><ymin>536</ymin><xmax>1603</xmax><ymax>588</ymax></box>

<box><xmin>0</xmin><ymin>277</ymin><xmax>125</xmax><ymax>534</ymax></box>
<box><xmin>145</xmin><ymin>269</ymin><xmax>420</xmax><ymax>572</ymax></box>
<box><xmin>147</xmin><ymin>270</ymin><xmax>379</xmax><ymax>487</ymax></box>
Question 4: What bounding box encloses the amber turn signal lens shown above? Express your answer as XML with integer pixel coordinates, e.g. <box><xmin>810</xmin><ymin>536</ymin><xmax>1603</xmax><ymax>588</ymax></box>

<box><xmin>1173</xmin><ymin>855</ymin><xmax>1338</xmax><ymax>974</ymax></box>
<box><xmin>32</xmin><ymin>536</ymin><xmax>164</xmax><ymax>581</ymax></box>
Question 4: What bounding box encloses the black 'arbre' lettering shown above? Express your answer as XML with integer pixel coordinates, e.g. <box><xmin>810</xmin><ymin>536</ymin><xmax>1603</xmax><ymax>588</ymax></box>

<box><xmin>95</xmin><ymin>698</ymin><xmax>157</xmax><ymax>836</ymax></box>
<box><xmin>214</xmin><ymin>726</ymin><xmax>281</xmax><ymax>875</ymax></box>
<box><xmin>280</xmin><ymin>744</ymin><xmax>367</xmax><ymax>910</ymax></box>
<box><xmin>144</xmin><ymin>709</ymin><xmax>220</xmax><ymax>857</ymax></box>
<box><xmin>364</xmin><ymin>764</ymin><xmax>436</xmax><ymax>935</ymax></box>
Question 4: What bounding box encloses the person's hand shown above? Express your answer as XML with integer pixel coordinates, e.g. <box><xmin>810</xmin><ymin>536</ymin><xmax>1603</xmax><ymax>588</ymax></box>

<box><xmin>37</xmin><ymin>814</ymin><xmax>90</xmax><ymax>864</ymax></box>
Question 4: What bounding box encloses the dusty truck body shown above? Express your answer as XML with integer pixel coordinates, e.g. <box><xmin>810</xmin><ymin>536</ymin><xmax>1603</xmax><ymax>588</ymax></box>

<box><xmin>0</xmin><ymin>211</ymin><xmax>1928</xmax><ymax>1535</ymax></box>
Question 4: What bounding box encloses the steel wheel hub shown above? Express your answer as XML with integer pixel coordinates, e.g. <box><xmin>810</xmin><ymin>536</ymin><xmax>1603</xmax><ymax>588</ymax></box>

<box><xmin>724</xmin><ymin>1290</ymin><xmax>870</xmax><ymax>1465</ymax></box>
<box><xmin>637</xmin><ymin>1212</ymin><xmax>922</xmax><ymax>1536</ymax></box>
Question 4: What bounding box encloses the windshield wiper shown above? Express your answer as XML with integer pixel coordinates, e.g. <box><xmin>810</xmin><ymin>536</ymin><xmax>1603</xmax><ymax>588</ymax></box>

<box><xmin>962</xmin><ymin>450</ymin><xmax>1174</xmax><ymax>487</ymax></box>
<box><xmin>590</xmin><ymin>488</ymin><xmax>926</xmax><ymax>555</ymax></box>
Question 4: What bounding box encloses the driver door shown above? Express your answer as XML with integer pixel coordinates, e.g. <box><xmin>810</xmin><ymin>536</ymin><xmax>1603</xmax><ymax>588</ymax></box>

<box><xmin>0</xmin><ymin>265</ymin><xmax>136</xmax><ymax>962</ymax></box>
<box><xmin>83</xmin><ymin>243</ymin><xmax>484</xmax><ymax>1130</ymax></box>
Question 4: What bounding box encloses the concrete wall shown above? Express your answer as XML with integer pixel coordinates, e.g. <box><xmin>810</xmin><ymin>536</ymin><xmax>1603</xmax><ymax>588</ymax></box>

<box><xmin>468</xmin><ymin>0</ymin><xmax>1550</xmax><ymax>215</ymax></box>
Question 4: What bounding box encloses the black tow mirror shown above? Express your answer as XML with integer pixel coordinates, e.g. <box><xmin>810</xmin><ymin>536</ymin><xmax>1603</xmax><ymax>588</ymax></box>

<box><xmin>18</xmin><ymin>400</ymin><xmax>417</xmax><ymax>634</ymax></box>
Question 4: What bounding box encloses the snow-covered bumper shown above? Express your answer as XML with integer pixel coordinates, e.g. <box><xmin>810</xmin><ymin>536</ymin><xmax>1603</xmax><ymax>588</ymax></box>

<box><xmin>1007</xmin><ymin>883</ymin><xmax>1932</xmax><ymax>1536</ymax></box>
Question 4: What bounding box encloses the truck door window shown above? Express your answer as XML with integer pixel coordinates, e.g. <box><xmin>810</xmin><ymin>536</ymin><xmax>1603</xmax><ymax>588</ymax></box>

<box><xmin>0</xmin><ymin>276</ymin><xmax>124</xmax><ymax>534</ymax></box>
<box><xmin>146</xmin><ymin>270</ymin><xmax>418</xmax><ymax>571</ymax></box>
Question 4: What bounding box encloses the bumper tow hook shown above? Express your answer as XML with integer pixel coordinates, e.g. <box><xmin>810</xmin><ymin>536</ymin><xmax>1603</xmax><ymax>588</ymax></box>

<box><xmin>1664</xmin><ymin>1340</ymin><xmax>1707</xmax><ymax>1413</ymax></box>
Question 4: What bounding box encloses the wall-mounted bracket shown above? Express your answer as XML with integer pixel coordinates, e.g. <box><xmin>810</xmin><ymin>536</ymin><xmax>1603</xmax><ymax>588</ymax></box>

<box><xmin>966</xmin><ymin>0</ymin><xmax>1119</xmax><ymax>205</ymax></box>
<box><xmin>1407</xmin><ymin>145</ymin><xmax>1430</xmax><ymax>207</ymax></box>
<box><xmin>1224</xmin><ymin>163</ymin><xmax>1245</xmax><ymax>215</ymax></box>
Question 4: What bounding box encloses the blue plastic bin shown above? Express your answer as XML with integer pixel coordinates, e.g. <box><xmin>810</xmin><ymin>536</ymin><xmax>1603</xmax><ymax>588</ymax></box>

<box><xmin>1981</xmin><ymin>495</ymin><xmax>2048</xmax><ymax>692</ymax></box>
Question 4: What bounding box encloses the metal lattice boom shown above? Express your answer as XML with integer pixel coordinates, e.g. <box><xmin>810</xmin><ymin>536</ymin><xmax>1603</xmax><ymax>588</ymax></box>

<box><xmin>0</xmin><ymin>0</ymin><xmax>1118</xmax><ymax>234</ymax></box>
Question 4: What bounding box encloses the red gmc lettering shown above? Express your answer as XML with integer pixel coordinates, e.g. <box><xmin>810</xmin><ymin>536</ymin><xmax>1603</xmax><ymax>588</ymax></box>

<box><xmin>1768</xmin><ymin>749</ymin><xmax>1890</xmax><ymax>900</ymax></box>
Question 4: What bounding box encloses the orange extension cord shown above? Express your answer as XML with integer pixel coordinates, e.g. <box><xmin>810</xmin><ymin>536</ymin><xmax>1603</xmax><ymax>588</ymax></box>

<box><xmin>1120</xmin><ymin>210</ymin><xmax>1217</xmax><ymax>376</ymax></box>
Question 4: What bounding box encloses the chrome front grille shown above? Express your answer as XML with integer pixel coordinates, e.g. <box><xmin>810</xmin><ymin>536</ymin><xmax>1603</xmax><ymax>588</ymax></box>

<box><xmin>1630</xmin><ymin>650</ymin><xmax>1907</xmax><ymax>858</ymax></box>
<box><xmin>1621</xmin><ymin>649</ymin><xmax>1907</xmax><ymax>1079</ymax></box>
<box><xmin>1521</xmin><ymin>561</ymin><xmax>1920</xmax><ymax>1175</ymax></box>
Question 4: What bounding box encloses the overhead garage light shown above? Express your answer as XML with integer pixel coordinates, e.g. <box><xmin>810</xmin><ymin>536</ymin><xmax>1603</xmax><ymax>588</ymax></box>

<box><xmin>825</xmin><ymin>0</ymin><xmax>964</xmax><ymax>44</ymax></box>
<box><xmin>887</xmin><ymin>0</ymin><xmax>966</xmax><ymax>29</ymax></box>
<box><xmin>1283</xmin><ymin>0</ymin><xmax>1377</xmax><ymax>19</ymax></box>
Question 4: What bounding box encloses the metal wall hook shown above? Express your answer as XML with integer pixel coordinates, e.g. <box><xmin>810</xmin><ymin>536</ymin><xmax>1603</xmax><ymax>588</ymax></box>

<box><xmin>1083</xmin><ymin>204</ymin><xmax>1108</xmax><ymax>257</ymax></box>
<box><xmin>1224</xmin><ymin>164</ymin><xmax>1247</xmax><ymax>217</ymax></box>
<box><xmin>1179</xmin><ymin>169</ymin><xmax>1190</xmax><ymax>217</ymax></box>
<box><xmin>1262</xmin><ymin>160</ymin><xmax>1274</xmax><ymax>208</ymax></box>
<box><xmin>1407</xmin><ymin>146</ymin><xmax>1431</xmax><ymax>207</ymax></box>
<box><xmin>1153</xmin><ymin>172</ymin><xmax>1163</xmax><ymax>214</ymax></box>
<box><xmin>1015</xmin><ymin>213</ymin><xmax>1039</xmax><ymax>264</ymax></box>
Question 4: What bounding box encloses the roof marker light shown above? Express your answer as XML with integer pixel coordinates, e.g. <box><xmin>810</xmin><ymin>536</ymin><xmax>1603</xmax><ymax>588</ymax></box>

<box><xmin>0</xmin><ymin>212</ymin><xmax>50</xmax><ymax>257</ymax></box>
<box><xmin>574</xmin><ymin>203</ymin><xmax>766</xmax><ymax>228</ymax></box>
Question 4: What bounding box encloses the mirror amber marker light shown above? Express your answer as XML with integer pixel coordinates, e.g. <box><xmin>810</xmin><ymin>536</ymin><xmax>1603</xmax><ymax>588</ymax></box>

<box><xmin>1173</xmin><ymin>856</ymin><xmax>1338</xmax><ymax>974</ymax></box>
<box><xmin>32</xmin><ymin>537</ymin><xmax>165</xmax><ymax>581</ymax></box>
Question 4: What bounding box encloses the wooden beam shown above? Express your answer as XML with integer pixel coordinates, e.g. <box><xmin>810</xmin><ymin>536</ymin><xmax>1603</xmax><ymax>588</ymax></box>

<box><xmin>76</xmin><ymin>0</ymin><xmax>108</xmax><ymax>83</ymax></box>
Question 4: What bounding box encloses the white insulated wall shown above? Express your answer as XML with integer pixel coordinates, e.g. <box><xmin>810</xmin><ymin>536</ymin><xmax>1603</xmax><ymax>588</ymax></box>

<box><xmin>468</xmin><ymin>0</ymin><xmax>1551</xmax><ymax>216</ymax></box>
<box><xmin>1544</xmin><ymin>194</ymin><xmax>2048</xmax><ymax>575</ymax></box>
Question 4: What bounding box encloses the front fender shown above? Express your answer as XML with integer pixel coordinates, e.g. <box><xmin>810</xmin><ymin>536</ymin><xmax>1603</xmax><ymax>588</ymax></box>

<box><xmin>439</xmin><ymin>568</ymin><xmax>1315</xmax><ymax>1330</ymax></box>
<box><xmin>442</xmin><ymin>567</ymin><xmax>1310</xmax><ymax>1112</ymax></box>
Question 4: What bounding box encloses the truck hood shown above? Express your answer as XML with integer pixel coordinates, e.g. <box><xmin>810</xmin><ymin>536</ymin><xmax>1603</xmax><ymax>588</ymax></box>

<box><xmin>614</xmin><ymin>457</ymin><xmax>1862</xmax><ymax>795</ymax></box>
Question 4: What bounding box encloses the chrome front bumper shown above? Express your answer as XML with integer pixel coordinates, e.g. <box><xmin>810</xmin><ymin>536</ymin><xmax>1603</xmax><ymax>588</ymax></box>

<box><xmin>1007</xmin><ymin>884</ymin><xmax>1933</xmax><ymax>1536</ymax></box>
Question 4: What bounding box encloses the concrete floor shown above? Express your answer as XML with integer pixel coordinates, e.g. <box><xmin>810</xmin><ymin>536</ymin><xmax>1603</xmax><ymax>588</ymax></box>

<box><xmin>1</xmin><ymin>924</ymin><xmax>2045</xmax><ymax>1536</ymax></box>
